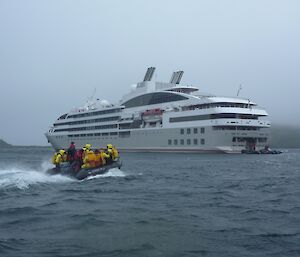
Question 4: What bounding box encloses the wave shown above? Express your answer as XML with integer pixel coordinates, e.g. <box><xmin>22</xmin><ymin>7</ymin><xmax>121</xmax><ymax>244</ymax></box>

<box><xmin>0</xmin><ymin>166</ymin><xmax>73</xmax><ymax>190</ymax></box>
<box><xmin>85</xmin><ymin>168</ymin><xmax>126</xmax><ymax>180</ymax></box>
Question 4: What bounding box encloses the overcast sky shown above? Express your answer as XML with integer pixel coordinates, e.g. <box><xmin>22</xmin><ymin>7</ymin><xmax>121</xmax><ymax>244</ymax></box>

<box><xmin>0</xmin><ymin>0</ymin><xmax>299</xmax><ymax>145</ymax></box>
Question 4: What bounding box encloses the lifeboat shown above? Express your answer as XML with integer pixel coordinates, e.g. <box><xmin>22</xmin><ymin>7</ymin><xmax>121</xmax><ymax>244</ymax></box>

<box><xmin>142</xmin><ymin>108</ymin><xmax>163</xmax><ymax>122</ymax></box>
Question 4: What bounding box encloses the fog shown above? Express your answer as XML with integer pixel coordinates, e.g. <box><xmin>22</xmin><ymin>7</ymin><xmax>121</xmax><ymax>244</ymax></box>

<box><xmin>0</xmin><ymin>0</ymin><xmax>299</xmax><ymax>145</ymax></box>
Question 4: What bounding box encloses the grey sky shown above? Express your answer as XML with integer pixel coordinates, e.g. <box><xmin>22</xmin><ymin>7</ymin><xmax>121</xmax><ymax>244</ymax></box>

<box><xmin>0</xmin><ymin>0</ymin><xmax>299</xmax><ymax>145</ymax></box>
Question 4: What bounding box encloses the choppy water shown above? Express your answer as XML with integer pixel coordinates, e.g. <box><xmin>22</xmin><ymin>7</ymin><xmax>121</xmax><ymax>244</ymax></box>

<box><xmin>0</xmin><ymin>147</ymin><xmax>299</xmax><ymax>257</ymax></box>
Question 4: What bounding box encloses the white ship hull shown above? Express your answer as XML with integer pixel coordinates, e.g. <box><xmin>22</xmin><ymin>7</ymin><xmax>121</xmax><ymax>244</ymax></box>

<box><xmin>46</xmin><ymin>126</ymin><xmax>270</xmax><ymax>153</ymax></box>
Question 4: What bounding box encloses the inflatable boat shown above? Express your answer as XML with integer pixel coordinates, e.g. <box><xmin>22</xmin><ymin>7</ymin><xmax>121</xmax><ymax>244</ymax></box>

<box><xmin>241</xmin><ymin>149</ymin><xmax>282</xmax><ymax>154</ymax></box>
<box><xmin>47</xmin><ymin>159</ymin><xmax>122</xmax><ymax>180</ymax></box>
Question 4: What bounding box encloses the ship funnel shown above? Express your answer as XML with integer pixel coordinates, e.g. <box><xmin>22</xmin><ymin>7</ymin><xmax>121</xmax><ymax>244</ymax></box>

<box><xmin>170</xmin><ymin>70</ymin><xmax>184</xmax><ymax>84</ymax></box>
<box><xmin>143</xmin><ymin>67</ymin><xmax>156</xmax><ymax>81</ymax></box>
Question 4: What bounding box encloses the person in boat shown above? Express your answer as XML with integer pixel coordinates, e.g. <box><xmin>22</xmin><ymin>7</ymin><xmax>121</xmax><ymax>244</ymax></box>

<box><xmin>52</xmin><ymin>151</ymin><xmax>59</xmax><ymax>165</ymax></box>
<box><xmin>106</xmin><ymin>144</ymin><xmax>119</xmax><ymax>161</ymax></box>
<box><xmin>52</xmin><ymin>149</ymin><xmax>67</xmax><ymax>169</ymax></box>
<box><xmin>70</xmin><ymin>149</ymin><xmax>84</xmax><ymax>173</ymax></box>
<box><xmin>81</xmin><ymin>144</ymin><xmax>91</xmax><ymax>161</ymax></box>
<box><xmin>67</xmin><ymin>142</ymin><xmax>76</xmax><ymax>164</ymax></box>
<box><xmin>104</xmin><ymin>144</ymin><xmax>114</xmax><ymax>165</ymax></box>
<box><xmin>100</xmin><ymin>149</ymin><xmax>108</xmax><ymax>166</ymax></box>
<box><xmin>81</xmin><ymin>144</ymin><xmax>96</xmax><ymax>169</ymax></box>
<box><xmin>111</xmin><ymin>145</ymin><xmax>119</xmax><ymax>160</ymax></box>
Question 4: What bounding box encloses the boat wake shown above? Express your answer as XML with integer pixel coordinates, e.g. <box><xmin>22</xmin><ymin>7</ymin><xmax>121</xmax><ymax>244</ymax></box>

<box><xmin>0</xmin><ymin>163</ymin><xmax>73</xmax><ymax>190</ymax></box>
<box><xmin>86</xmin><ymin>168</ymin><xmax>126</xmax><ymax>180</ymax></box>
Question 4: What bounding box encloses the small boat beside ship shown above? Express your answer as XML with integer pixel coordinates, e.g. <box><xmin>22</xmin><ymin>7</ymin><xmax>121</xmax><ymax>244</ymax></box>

<box><xmin>241</xmin><ymin>145</ymin><xmax>282</xmax><ymax>154</ymax></box>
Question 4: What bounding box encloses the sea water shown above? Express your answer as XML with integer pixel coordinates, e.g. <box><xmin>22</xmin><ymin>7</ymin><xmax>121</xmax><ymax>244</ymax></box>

<box><xmin>0</xmin><ymin>147</ymin><xmax>299</xmax><ymax>257</ymax></box>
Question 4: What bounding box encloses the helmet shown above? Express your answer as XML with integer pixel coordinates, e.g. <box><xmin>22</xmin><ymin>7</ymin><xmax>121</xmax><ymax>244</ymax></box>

<box><xmin>85</xmin><ymin>144</ymin><xmax>91</xmax><ymax>149</ymax></box>
<box><xmin>107</xmin><ymin>144</ymin><xmax>113</xmax><ymax>149</ymax></box>
<box><xmin>59</xmin><ymin>150</ymin><xmax>65</xmax><ymax>155</ymax></box>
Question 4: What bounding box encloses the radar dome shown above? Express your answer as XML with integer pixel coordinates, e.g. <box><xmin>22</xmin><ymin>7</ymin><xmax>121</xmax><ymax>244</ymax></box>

<box><xmin>99</xmin><ymin>100</ymin><xmax>110</xmax><ymax>107</ymax></box>
<box><xmin>130</xmin><ymin>84</ymin><xmax>137</xmax><ymax>91</ymax></box>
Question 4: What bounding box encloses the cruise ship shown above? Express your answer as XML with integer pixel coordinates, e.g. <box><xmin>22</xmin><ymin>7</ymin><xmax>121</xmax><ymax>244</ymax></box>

<box><xmin>45</xmin><ymin>67</ymin><xmax>271</xmax><ymax>153</ymax></box>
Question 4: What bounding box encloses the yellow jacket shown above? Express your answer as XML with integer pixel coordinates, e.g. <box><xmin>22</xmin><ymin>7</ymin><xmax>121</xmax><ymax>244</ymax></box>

<box><xmin>55</xmin><ymin>153</ymin><xmax>64</xmax><ymax>165</ymax></box>
<box><xmin>82</xmin><ymin>150</ymin><xmax>96</xmax><ymax>169</ymax></box>
<box><xmin>112</xmin><ymin>147</ymin><xmax>119</xmax><ymax>160</ymax></box>
<box><xmin>100</xmin><ymin>151</ymin><xmax>110</xmax><ymax>165</ymax></box>
<box><xmin>52</xmin><ymin>153</ymin><xmax>58</xmax><ymax>164</ymax></box>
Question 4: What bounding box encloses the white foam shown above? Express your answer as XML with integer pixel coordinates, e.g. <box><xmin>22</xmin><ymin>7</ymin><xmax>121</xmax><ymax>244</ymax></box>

<box><xmin>86</xmin><ymin>168</ymin><xmax>126</xmax><ymax>180</ymax></box>
<box><xmin>0</xmin><ymin>167</ymin><xmax>73</xmax><ymax>190</ymax></box>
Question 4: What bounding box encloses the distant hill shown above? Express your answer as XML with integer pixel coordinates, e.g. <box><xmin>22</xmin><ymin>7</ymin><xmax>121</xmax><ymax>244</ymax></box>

<box><xmin>0</xmin><ymin>139</ymin><xmax>12</xmax><ymax>148</ymax></box>
<box><xmin>270</xmin><ymin>125</ymin><xmax>300</xmax><ymax>148</ymax></box>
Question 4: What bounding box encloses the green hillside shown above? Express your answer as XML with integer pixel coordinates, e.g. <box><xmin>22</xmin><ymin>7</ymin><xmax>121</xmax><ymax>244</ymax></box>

<box><xmin>0</xmin><ymin>139</ymin><xmax>12</xmax><ymax>148</ymax></box>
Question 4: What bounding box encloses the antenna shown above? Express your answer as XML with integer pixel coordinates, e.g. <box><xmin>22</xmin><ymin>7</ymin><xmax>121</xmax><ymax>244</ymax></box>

<box><xmin>91</xmin><ymin>88</ymin><xmax>96</xmax><ymax>99</ymax></box>
<box><xmin>237</xmin><ymin>84</ymin><xmax>242</xmax><ymax>96</ymax></box>
<box><xmin>85</xmin><ymin>88</ymin><xmax>97</xmax><ymax>110</ymax></box>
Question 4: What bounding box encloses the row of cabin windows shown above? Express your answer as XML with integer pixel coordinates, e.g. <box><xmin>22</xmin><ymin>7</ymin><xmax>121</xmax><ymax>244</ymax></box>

<box><xmin>68</xmin><ymin>132</ymin><xmax>118</xmax><ymax>137</ymax></box>
<box><xmin>232</xmin><ymin>137</ymin><xmax>268</xmax><ymax>143</ymax></box>
<box><xmin>54</xmin><ymin>124</ymin><xmax>118</xmax><ymax>132</ymax></box>
<box><xmin>180</xmin><ymin>127</ymin><xmax>205</xmax><ymax>135</ymax></box>
<box><xmin>170</xmin><ymin>113</ymin><xmax>259</xmax><ymax>123</ymax></box>
<box><xmin>213</xmin><ymin>126</ymin><xmax>260</xmax><ymax>131</ymax></box>
<box><xmin>67</xmin><ymin>108</ymin><xmax>121</xmax><ymax>119</ymax></box>
<box><xmin>182</xmin><ymin>102</ymin><xmax>254</xmax><ymax>111</ymax></box>
<box><xmin>168</xmin><ymin>138</ymin><xmax>205</xmax><ymax>145</ymax></box>
<box><xmin>54</xmin><ymin>116</ymin><xmax>120</xmax><ymax>127</ymax></box>
<box><xmin>67</xmin><ymin>131</ymin><xmax>130</xmax><ymax>138</ymax></box>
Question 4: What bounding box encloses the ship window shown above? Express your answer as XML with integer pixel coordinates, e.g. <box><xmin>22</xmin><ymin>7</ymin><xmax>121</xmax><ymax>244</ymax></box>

<box><xmin>258</xmin><ymin>137</ymin><xmax>267</xmax><ymax>143</ymax></box>
<box><xmin>193</xmin><ymin>139</ymin><xmax>198</xmax><ymax>145</ymax></box>
<box><xmin>110</xmin><ymin>132</ymin><xmax>118</xmax><ymax>136</ymax></box>
<box><xmin>201</xmin><ymin>139</ymin><xmax>205</xmax><ymax>145</ymax></box>
<box><xmin>201</xmin><ymin>127</ymin><xmax>205</xmax><ymax>134</ymax></box>
<box><xmin>194</xmin><ymin>128</ymin><xmax>198</xmax><ymax>134</ymax></box>
<box><xmin>123</xmin><ymin>92</ymin><xmax>188</xmax><ymax>108</ymax></box>
<box><xmin>87</xmin><ymin>133</ymin><xmax>93</xmax><ymax>136</ymax></box>
<box><xmin>58</xmin><ymin>113</ymin><xmax>68</xmax><ymax>120</ymax></box>
<box><xmin>213</xmin><ymin>126</ymin><xmax>259</xmax><ymax>131</ymax></box>
<box><xmin>94</xmin><ymin>133</ymin><xmax>101</xmax><ymax>136</ymax></box>
<box><xmin>187</xmin><ymin>128</ymin><xmax>191</xmax><ymax>134</ymax></box>
<box><xmin>81</xmin><ymin>134</ymin><xmax>86</xmax><ymax>137</ymax></box>
<box><xmin>180</xmin><ymin>129</ymin><xmax>184</xmax><ymax>134</ymax></box>
<box><xmin>232</xmin><ymin>137</ymin><xmax>236</xmax><ymax>142</ymax></box>
<box><xmin>174</xmin><ymin>139</ymin><xmax>178</xmax><ymax>145</ymax></box>
<box><xmin>119</xmin><ymin>131</ymin><xmax>130</xmax><ymax>138</ymax></box>
<box><xmin>102</xmin><ymin>133</ymin><xmax>109</xmax><ymax>136</ymax></box>
<box><xmin>168</xmin><ymin>139</ymin><xmax>172</xmax><ymax>145</ymax></box>
<box><xmin>170</xmin><ymin>115</ymin><xmax>210</xmax><ymax>122</ymax></box>
<box><xmin>180</xmin><ymin>139</ymin><xmax>184</xmax><ymax>145</ymax></box>
<box><xmin>187</xmin><ymin>139</ymin><xmax>191</xmax><ymax>145</ymax></box>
